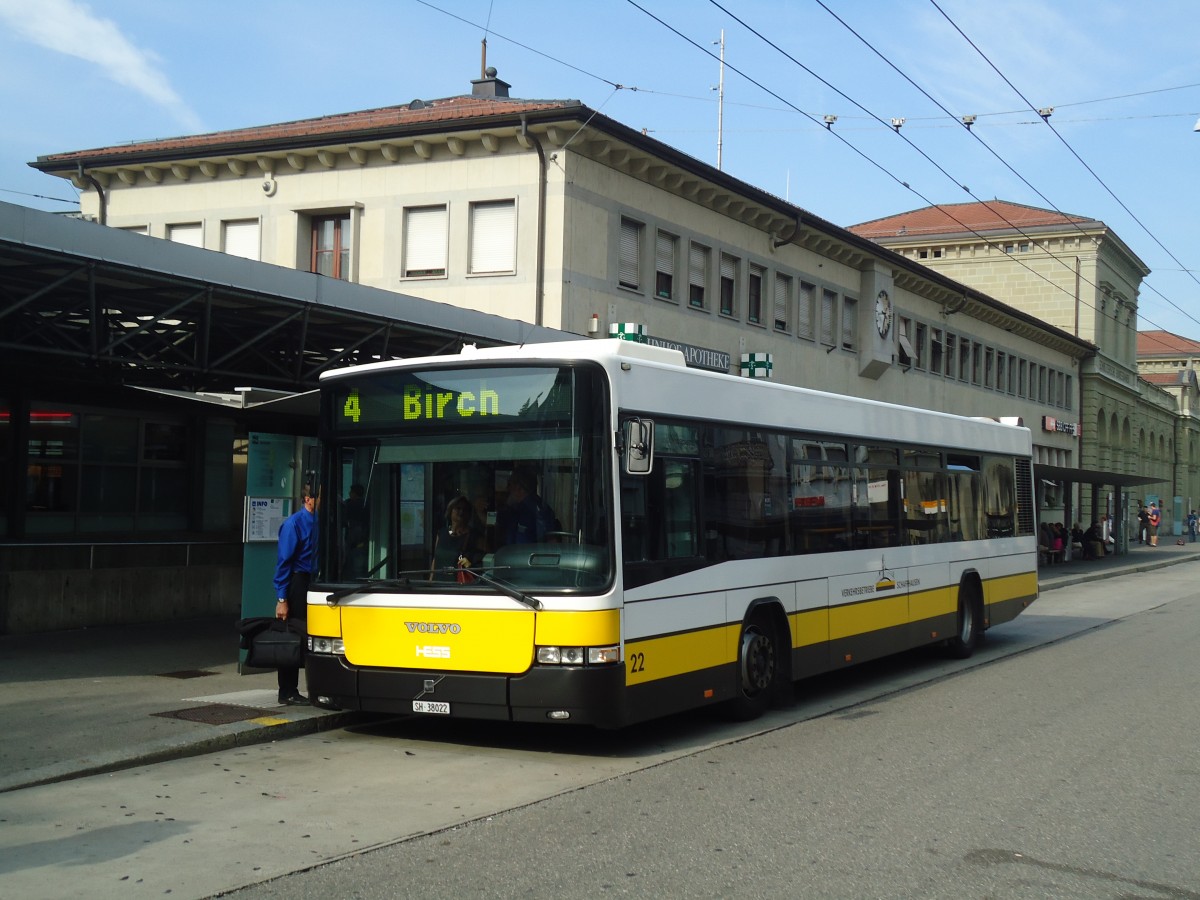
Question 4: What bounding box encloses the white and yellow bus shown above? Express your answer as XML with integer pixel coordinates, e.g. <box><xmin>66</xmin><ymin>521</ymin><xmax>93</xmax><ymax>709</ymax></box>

<box><xmin>305</xmin><ymin>339</ymin><xmax>1037</xmax><ymax>727</ymax></box>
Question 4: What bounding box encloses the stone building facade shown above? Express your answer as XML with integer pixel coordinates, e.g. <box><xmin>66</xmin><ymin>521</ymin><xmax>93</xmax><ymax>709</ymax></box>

<box><xmin>32</xmin><ymin>75</ymin><xmax>1090</xmax><ymax>478</ymax></box>
<box><xmin>850</xmin><ymin>201</ymin><xmax>1184</xmax><ymax>536</ymax></box>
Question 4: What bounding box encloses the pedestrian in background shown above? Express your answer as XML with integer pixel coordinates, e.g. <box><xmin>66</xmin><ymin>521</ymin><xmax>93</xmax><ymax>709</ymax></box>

<box><xmin>274</xmin><ymin>483</ymin><xmax>318</xmax><ymax>705</ymax></box>
<box><xmin>1147</xmin><ymin>502</ymin><xmax>1161</xmax><ymax>547</ymax></box>
<box><xmin>1188</xmin><ymin>509</ymin><xmax>1197</xmax><ymax>543</ymax></box>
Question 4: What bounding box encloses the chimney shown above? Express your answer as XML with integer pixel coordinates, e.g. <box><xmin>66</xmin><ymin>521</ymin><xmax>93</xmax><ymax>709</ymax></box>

<box><xmin>471</xmin><ymin>66</ymin><xmax>510</xmax><ymax>98</ymax></box>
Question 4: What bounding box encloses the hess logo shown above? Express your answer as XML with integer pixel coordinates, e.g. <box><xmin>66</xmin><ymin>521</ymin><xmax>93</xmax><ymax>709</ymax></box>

<box><xmin>416</xmin><ymin>645</ymin><xmax>451</xmax><ymax>659</ymax></box>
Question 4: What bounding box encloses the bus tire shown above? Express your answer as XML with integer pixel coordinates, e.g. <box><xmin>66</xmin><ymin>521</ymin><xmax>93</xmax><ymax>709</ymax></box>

<box><xmin>944</xmin><ymin>584</ymin><xmax>982</xmax><ymax>659</ymax></box>
<box><xmin>729</xmin><ymin>615</ymin><xmax>778</xmax><ymax>720</ymax></box>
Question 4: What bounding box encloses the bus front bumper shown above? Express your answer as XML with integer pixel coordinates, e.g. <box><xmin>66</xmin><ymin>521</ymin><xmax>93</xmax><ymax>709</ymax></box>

<box><xmin>305</xmin><ymin>652</ymin><xmax>628</xmax><ymax>728</ymax></box>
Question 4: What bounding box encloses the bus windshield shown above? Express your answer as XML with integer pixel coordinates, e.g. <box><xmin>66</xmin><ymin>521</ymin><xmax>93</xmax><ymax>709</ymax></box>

<box><xmin>321</xmin><ymin>363</ymin><xmax>613</xmax><ymax>592</ymax></box>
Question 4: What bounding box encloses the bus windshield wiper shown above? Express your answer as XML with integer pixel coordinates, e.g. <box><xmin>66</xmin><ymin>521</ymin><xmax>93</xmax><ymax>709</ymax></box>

<box><xmin>325</xmin><ymin>570</ymin><xmax>430</xmax><ymax>604</ymax></box>
<box><xmin>459</xmin><ymin>566</ymin><xmax>543</xmax><ymax>611</ymax></box>
<box><xmin>325</xmin><ymin>567</ymin><xmax>542</xmax><ymax>611</ymax></box>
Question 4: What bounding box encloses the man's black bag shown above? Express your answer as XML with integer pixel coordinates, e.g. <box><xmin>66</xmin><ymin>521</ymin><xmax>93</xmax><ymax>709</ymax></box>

<box><xmin>238</xmin><ymin>617</ymin><xmax>305</xmax><ymax>669</ymax></box>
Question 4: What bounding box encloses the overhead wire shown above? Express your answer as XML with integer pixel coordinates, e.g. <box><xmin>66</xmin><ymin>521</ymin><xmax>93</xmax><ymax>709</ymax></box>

<box><xmin>929</xmin><ymin>0</ymin><xmax>1200</xmax><ymax>327</ymax></box>
<box><xmin>806</xmin><ymin>0</ymin><xmax>1200</xmax><ymax>334</ymax></box>
<box><xmin>668</xmin><ymin>0</ymin><xmax>1160</xmax><ymax>335</ymax></box>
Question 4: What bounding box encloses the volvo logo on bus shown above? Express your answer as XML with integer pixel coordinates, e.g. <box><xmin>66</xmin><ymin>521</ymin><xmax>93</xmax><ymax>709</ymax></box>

<box><xmin>405</xmin><ymin>622</ymin><xmax>462</xmax><ymax>634</ymax></box>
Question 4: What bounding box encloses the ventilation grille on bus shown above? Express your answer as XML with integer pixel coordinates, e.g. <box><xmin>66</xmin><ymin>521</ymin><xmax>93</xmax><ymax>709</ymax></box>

<box><xmin>1015</xmin><ymin>458</ymin><xmax>1035</xmax><ymax>536</ymax></box>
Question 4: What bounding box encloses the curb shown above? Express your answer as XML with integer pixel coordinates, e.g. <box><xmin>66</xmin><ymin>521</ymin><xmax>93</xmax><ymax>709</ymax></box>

<box><xmin>0</xmin><ymin>709</ymin><xmax>359</xmax><ymax>795</ymax></box>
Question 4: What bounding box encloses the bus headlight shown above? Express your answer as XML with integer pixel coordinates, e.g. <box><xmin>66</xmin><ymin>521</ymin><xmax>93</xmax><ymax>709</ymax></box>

<box><xmin>536</xmin><ymin>645</ymin><xmax>620</xmax><ymax>666</ymax></box>
<box><xmin>308</xmin><ymin>636</ymin><xmax>344</xmax><ymax>654</ymax></box>
<box><xmin>587</xmin><ymin>645</ymin><xmax>621</xmax><ymax>665</ymax></box>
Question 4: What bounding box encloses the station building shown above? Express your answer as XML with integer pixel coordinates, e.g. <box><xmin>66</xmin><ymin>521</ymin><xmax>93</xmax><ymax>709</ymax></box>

<box><xmin>13</xmin><ymin>72</ymin><xmax>1114</xmax><ymax>632</ymax></box>
<box><xmin>850</xmin><ymin>202</ymin><xmax>1186</xmax><ymax>535</ymax></box>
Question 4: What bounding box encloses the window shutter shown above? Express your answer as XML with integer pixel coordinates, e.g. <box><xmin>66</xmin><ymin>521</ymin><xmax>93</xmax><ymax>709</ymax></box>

<box><xmin>689</xmin><ymin>245</ymin><xmax>706</xmax><ymax>288</ymax></box>
<box><xmin>841</xmin><ymin>296</ymin><xmax>857</xmax><ymax>349</ymax></box>
<box><xmin>470</xmin><ymin>201</ymin><xmax>515</xmax><ymax>273</ymax></box>
<box><xmin>167</xmin><ymin>223</ymin><xmax>202</xmax><ymax>247</ymax></box>
<box><xmin>798</xmin><ymin>282</ymin><xmax>815</xmax><ymax>339</ymax></box>
<box><xmin>619</xmin><ymin>219</ymin><xmax>640</xmax><ymax>289</ymax></box>
<box><xmin>773</xmin><ymin>273</ymin><xmax>790</xmax><ymax>331</ymax></box>
<box><xmin>821</xmin><ymin>288</ymin><xmax>836</xmax><ymax>345</ymax></box>
<box><xmin>222</xmin><ymin>220</ymin><xmax>259</xmax><ymax>261</ymax></box>
<box><xmin>688</xmin><ymin>243</ymin><xmax>707</xmax><ymax>306</ymax></box>
<box><xmin>404</xmin><ymin>206</ymin><xmax>448</xmax><ymax>276</ymax></box>
<box><xmin>656</xmin><ymin>232</ymin><xmax>673</xmax><ymax>277</ymax></box>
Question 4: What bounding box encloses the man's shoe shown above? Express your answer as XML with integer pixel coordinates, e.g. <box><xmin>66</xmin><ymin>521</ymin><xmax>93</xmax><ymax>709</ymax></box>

<box><xmin>279</xmin><ymin>692</ymin><xmax>310</xmax><ymax>706</ymax></box>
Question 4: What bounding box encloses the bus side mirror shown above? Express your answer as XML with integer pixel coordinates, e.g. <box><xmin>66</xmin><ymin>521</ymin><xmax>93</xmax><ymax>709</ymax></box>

<box><xmin>623</xmin><ymin>418</ymin><xmax>654</xmax><ymax>475</ymax></box>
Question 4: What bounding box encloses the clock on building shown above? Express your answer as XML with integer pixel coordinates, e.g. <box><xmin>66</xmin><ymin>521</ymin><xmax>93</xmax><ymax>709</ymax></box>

<box><xmin>875</xmin><ymin>289</ymin><xmax>893</xmax><ymax>338</ymax></box>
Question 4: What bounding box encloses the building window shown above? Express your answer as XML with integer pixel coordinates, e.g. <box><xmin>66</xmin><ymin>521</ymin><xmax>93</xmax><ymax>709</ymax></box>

<box><xmin>914</xmin><ymin>322</ymin><xmax>926</xmax><ymax>370</ymax></box>
<box><xmin>167</xmin><ymin>222</ymin><xmax>202</xmax><ymax>247</ymax></box>
<box><xmin>841</xmin><ymin>296</ymin><xmax>857</xmax><ymax>350</ymax></box>
<box><xmin>820</xmin><ymin>289</ymin><xmax>837</xmax><ymax>346</ymax></box>
<box><xmin>25</xmin><ymin>407</ymin><xmax>188</xmax><ymax>535</ymax></box>
<box><xmin>972</xmin><ymin>342</ymin><xmax>983</xmax><ymax>384</ymax></box>
<box><xmin>312</xmin><ymin>214</ymin><xmax>351</xmax><ymax>280</ymax></box>
<box><xmin>655</xmin><ymin>231</ymin><xmax>677</xmax><ymax>300</ymax></box>
<box><xmin>945</xmin><ymin>332</ymin><xmax>957</xmax><ymax>378</ymax></box>
<box><xmin>798</xmin><ymin>281</ymin><xmax>816</xmax><ymax>340</ymax></box>
<box><xmin>931</xmin><ymin>328</ymin><xmax>944</xmax><ymax>375</ymax></box>
<box><xmin>688</xmin><ymin>243</ymin><xmax>709</xmax><ymax>309</ymax></box>
<box><xmin>619</xmin><ymin>218</ymin><xmax>642</xmax><ymax>290</ymax></box>
<box><xmin>984</xmin><ymin>347</ymin><xmax>994</xmax><ymax>388</ymax></box>
<box><xmin>899</xmin><ymin>318</ymin><xmax>914</xmax><ymax>367</ymax></box>
<box><xmin>748</xmin><ymin>264</ymin><xmax>765</xmax><ymax>324</ymax></box>
<box><xmin>773</xmin><ymin>273</ymin><xmax>791</xmax><ymax>332</ymax></box>
<box><xmin>996</xmin><ymin>352</ymin><xmax>1007</xmax><ymax>392</ymax></box>
<box><xmin>403</xmin><ymin>205</ymin><xmax>447</xmax><ymax>278</ymax></box>
<box><xmin>222</xmin><ymin>219</ymin><xmax>260</xmax><ymax>261</ymax></box>
<box><xmin>469</xmin><ymin>200</ymin><xmax>516</xmax><ymax>274</ymax></box>
<box><xmin>959</xmin><ymin>337</ymin><xmax>971</xmax><ymax>381</ymax></box>
<box><xmin>719</xmin><ymin>253</ymin><xmax>738</xmax><ymax>317</ymax></box>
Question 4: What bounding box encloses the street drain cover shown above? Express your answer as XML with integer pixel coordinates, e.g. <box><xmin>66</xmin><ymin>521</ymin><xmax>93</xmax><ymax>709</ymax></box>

<box><xmin>153</xmin><ymin>704</ymin><xmax>273</xmax><ymax>725</ymax></box>
<box><xmin>157</xmin><ymin>670</ymin><xmax>218</xmax><ymax>679</ymax></box>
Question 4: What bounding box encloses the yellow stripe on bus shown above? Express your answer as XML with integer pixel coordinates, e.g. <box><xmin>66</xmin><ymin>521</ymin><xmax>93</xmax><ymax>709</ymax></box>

<box><xmin>909</xmin><ymin>583</ymin><xmax>957</xmax><ymax>622</ymax></box>
<box><xmin>535</xmin><ymin>609</ymin><xmax>621</xmax><ymax>645</ymax></box>
<box><xmin>985</xmin><ymin>571</ymin><xmax>1037</xmax><ymax>607</ymax></box>
<box><xmin>307</xmin><ymin>602</ymin><xmax>339</xmax><ymax>635</ymax></box>
<box><xmin>830</xmin><ymin>594</ymin><xmax>908</xmax><ymax>640</ymax></box>
<box><xmin>625</xmin><ymin>624</ymin><xmax>737</xmax><ymax>686</ymax></box>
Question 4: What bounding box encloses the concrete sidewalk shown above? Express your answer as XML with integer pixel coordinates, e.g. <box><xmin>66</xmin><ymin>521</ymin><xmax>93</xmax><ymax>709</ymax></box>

<box><xmin>2</xmin><ymin>539</ymin><xmax>1197</xmax><ymax>794</ymax></box>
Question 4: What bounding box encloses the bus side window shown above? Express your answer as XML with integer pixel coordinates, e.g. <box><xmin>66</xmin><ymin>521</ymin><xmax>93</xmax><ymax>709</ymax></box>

<box><xmin>661</xmin><ymin>459</ymin><xmax>700</xmax><ymax>558</ymax></box>
<box><xmin>622</xmin><ymin>459</ymin><xmax>700</xmax><ymax>563</ymax></box>
<box><xmin>621</xmin><ymin>478</ymin><xmax>649</xmax><ymax>562</ymax></box>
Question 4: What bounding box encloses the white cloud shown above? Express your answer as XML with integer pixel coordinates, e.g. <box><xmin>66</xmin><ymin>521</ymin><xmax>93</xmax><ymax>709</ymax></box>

<box><xmin>0</xmin><ymin>0</ymin><xmax>202</xmax><ymax>132</ymax></box>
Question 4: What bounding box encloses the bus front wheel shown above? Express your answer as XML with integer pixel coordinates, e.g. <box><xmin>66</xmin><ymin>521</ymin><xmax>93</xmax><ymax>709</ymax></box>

<box><xmin>729</xmin><ymin>617</ymin><xmax>778</xmax><ymax>720</ymax></box>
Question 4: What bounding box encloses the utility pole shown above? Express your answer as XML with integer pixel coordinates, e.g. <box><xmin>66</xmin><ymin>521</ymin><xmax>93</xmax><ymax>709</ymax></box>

<box><xmin>715</xmin><ymin>30</ymin><xmax>725</xmax><ymax>170</ymax></box>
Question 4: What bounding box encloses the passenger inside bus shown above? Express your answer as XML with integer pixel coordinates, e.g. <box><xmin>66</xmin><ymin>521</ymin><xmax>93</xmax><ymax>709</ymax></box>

<box><xmin>496</xmin><ymin>468</ymin><xmax>558</xmax><ymax>546</ymax></box>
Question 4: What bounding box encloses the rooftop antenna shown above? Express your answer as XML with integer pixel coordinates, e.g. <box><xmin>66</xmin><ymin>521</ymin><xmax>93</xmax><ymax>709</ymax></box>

<box><xmin>713</xmin><ymin>30</ymin><xmax>725</xmax><ymax>170</ymax></box>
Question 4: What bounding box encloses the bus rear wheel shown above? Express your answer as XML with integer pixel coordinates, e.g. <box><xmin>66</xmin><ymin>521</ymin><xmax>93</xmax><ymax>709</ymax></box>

<box><xmin>729</xmin><ymin>617</ymin><xmax>778</xmax><ymax>720</ymax></box>
<box><xmin>944</xmin><ymin>589</ymin><xmax>982</xmax><ymax>659</ymax></box>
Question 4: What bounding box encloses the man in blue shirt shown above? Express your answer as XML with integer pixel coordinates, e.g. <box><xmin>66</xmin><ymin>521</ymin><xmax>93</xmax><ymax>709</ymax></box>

<box><xmin>274</xmin><ymin>484</ymin><xmax>318</xmax><ymax>705</ymax></box>
<box><xmin>497</xmin><ymin>468</ymin><xmax>556</xmax><ymax>546</ymax></box>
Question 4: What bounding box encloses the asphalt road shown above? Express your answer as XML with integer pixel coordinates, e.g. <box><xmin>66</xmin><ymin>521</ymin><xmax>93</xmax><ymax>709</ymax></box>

<box><xmin>3</xmin><ymin>565</ymin><xmax>1198</xmax><ymax>899</ymax></box>
<box><xmin>228</xmin><ymin>572</ymin><xmax>1200</xmax><ymax>899</ymax></box>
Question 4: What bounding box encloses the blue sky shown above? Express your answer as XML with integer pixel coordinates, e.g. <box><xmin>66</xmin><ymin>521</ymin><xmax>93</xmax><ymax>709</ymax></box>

<box><xmin>2</xmin><ymin>0</ymin><xmax>1198</xmax><ymax>339</ymax></box>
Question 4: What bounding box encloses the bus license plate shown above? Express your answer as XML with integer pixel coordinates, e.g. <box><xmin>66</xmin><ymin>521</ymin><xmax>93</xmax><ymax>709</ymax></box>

<box><xmin>412</xmin><ymin>700</ymin><xmax>450</xmax><ymax>715</ymax></box>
